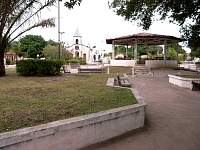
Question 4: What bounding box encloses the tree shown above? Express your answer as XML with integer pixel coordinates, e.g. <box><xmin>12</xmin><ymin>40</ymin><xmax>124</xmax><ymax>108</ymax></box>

<box><xmin>64</xmin><ymin>0</ymin><xmax>82</xmax><ymax>9</ymax></box>
<box><xmin>19</xmin><ymin>35</ymin><xmax>46</xmax><ymax>58</ymax></box>
<box><xmin>0</xmin><ymin>0</ymin><xmax>56</xmax><ymax>76</ymax></box>
<box><xmin>110</xmin><ymin>0</ymin><xmax>200</xmax><ymax>57</ymax></box>
<box><xmin>168</xmin><ymin>48</ymin><xmax>177</xmax><ymax>60</ymax></box>
<box><xmin>168</xmin><ymin>44</ymin><xmax>186</xmax><ymax>61</ymax></box>
<box><xmin>46</xmin><ymin>39</ymin><xmax>58</xmax><ymax>46</ymax></box>
<box><xmin>115</xmin><ymin>45</ymin><xmax>163</xmax><ymax>58</ymax></box>
<box><xmin>0</xmin><ymin>0</ymin><xmax>82</xmax><ymax>76</ymax></box>
<box><xmin>43</xmin><ymin>44</ymin><xmax>73</xmax><ymax>61</ymax></box>
<box><xmin>10</xmin><ymin>41</ymin><xmax>25</xmax><ymax>57</ymax></box>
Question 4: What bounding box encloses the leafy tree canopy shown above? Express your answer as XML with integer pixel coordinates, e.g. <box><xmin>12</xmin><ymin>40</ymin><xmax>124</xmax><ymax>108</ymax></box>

<box><xmin>110</xmin><ymin>0</ymin><xmax>200</xmax><ymax>57</ymax></box>
<box><xmin>43</xmin><ymin>44</ymin><xmax>73</xmax><ymax>61</ymax></box>
<box><xmin>64</xmin><ymin>0</ymin><xmax>82</xmax><ymax>9</ymax></box>
<box><xmin>46</xmin><ymin>39</ymin><xmax>58</xmax><ymax>46</ymax></box>
<box><xmin>10</xmin><ymin>41</ymin><xmax>25</xmax><ymax>57</ymax></box>
<box><xmin>115</xmin><ymin>45</ymin><xmax>163</xmax><ymax>58</ymax></box>
<box><xmin>19</xmin><ymin>35</ymin><xmax>46</xmax><ymax>58</ymax></box>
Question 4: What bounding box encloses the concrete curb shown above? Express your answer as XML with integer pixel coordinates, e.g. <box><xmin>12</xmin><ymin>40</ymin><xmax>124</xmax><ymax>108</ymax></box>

<box><xmin>168</xmin><ymin>74</ymin><xmax>200</xmax><ymax>89</ymax></box>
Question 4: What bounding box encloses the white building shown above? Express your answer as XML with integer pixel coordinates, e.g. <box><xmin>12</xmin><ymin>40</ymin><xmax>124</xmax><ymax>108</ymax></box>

<box><xmin>66</xmin><ymin>29</ymin><xmax>105</xmax><ymax>64</ymax></box>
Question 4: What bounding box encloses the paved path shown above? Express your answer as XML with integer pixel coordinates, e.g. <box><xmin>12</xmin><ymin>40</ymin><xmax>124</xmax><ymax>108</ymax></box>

<box><xmin>82</xmin><ymin>69</ymin><xmax>200</xmax><ymax>150</ymax></box>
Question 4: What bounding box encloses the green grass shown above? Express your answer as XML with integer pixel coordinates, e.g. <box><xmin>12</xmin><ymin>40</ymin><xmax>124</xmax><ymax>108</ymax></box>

<box><xmin>0</xmin><ymin>67</ymin><xmax>136</xmax><ymax>133</ymax></box>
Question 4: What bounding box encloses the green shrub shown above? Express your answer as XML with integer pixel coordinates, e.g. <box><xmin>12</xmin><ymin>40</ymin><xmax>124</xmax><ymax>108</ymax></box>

<box><xmin>6</xmin><ymin>59</ymin><xmax>11</xmax><ymax>65</ymax></box>
<box><xmin>16</xmin><ymin>59</ymin><xmax>64</xmax><ymax>76</ymax></box>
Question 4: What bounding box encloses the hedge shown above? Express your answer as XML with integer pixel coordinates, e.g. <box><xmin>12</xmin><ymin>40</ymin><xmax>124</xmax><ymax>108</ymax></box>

<box><xmin>16</xmin><ymin>59</ymin><xmax>64</xmax><ymax>76</ymax></box>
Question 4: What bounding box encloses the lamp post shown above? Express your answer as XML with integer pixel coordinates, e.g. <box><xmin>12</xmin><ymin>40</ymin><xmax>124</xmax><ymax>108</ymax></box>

<box><xmin>60</xmin><ymin>31</ymin><xmax>65</xmax><ymax>42</ymax></box>
<box><xmin>60</xmin><ymin>31</ymin><xmax>65</xmax><ymax>58</ymax></box>
<box><xmin>58</xmin><ymin>0</ymin><xmax>62</xmax><ymax>60</ymax></box>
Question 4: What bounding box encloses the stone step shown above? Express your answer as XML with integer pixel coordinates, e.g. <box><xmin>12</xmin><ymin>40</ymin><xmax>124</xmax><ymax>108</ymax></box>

<box><xmin>136</xmin><ymin>69</ymin><xmax>150</xmax><ymax>71</ymax></box>
<box><xmin>135</xmin><ymin>71</ymin><xmax>150</xmax><ymax>74</ymax></box>
<box><xmin>135</xmin><ymin>68</ymin><xmax>149</xmax><ymax>70</ymax></box>
<box><xmin>133</xmin><ymin>66</ymin><xmax>153</xmax><ymax>76</ymax></box>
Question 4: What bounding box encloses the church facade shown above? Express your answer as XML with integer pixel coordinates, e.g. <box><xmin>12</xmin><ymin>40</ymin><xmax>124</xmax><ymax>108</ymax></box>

<box><xmin>66</xmin><ymin>29</ymin><xmax>105</xmax><ymax>64</ymax></box>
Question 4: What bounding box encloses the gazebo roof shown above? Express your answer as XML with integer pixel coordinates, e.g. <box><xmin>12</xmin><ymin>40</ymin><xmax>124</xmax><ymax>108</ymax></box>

<box><xmin>106</xmin><ymin>33</ymin><xmax>184</xmax><ymax>45</ymax></box>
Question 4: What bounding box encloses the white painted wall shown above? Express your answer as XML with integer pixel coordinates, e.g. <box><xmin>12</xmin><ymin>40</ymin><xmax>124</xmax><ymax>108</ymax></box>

<box><xmin>110</xmin><ymin>60</ymin><xmax>136</xmax><ymax>67</ymax></box>
<box><xmin>145</xmin><ymin>60</ymin><xmax>178</xmax><ymax>68</ymax></box>
<box><xmin>168</xmin><ymin>75</ymin><xmax>200</xmax><ymax>89</ymax></box>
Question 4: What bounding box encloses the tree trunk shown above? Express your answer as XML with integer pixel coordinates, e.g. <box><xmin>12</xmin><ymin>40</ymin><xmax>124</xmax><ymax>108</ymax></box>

<box><xmin>0</xmin><ymin>48</ymin><xmax>6</xmax><ymax>77</ymax></box>
<box><xmin>0</xmin><ymin>52</ymin><xmax>5</xmax><ymax>76</ymax></box>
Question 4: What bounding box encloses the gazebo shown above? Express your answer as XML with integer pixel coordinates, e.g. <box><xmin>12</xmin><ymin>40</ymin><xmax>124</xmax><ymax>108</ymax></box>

<box><xmin>106</xmin><ymin>33</ymin><xmax>183</xmax><ymax>68</ymax></box>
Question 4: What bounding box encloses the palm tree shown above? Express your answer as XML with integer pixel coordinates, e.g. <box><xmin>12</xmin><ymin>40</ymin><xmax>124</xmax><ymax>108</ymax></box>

<box><xmin>0</xmin><ymin>0</ymin><xmax>56</xmax><ymax>76</ymax></box>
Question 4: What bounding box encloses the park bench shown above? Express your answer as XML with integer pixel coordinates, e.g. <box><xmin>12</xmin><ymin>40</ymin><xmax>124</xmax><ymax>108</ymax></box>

<box><xmin>192</xmin><ymin>81</ymin><xmax>200</xmax><ymax>91</ymax></box>
<box><xmin>117</xmin><ymin>75</ymin><xmax>131</xmax><ymax>87</ymax></box>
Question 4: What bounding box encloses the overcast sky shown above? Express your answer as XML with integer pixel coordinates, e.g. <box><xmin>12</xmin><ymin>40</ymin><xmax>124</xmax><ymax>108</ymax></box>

<box><xmin>28</xmin><ymin>0</ymin><xmax>186</xmax><ymax>51</ymax></box>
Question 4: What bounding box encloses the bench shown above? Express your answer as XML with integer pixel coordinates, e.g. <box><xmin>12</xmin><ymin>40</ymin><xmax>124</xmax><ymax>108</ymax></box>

<box><xmin>117</xmin><ymin>75</ymin><xmax>131</xmax><ymax>87</ymax></box>
<box><xmin>192</xmin><ymin>81</ymin><xmax>200</xmax><ymax>91</ymax></box>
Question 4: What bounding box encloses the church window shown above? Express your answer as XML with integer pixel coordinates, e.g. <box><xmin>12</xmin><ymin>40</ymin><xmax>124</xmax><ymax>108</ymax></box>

<box><xmin>76</xmin><ymin>39</ymin><xmax>79</xmax><ymax>44</ymax></box>
<box><xmin>75</xmin><ymin>46</ymin><xmax>79</xmax><ymax>50</ymax></box>
<box><xmin>83</xmin><ymin>54</ymin><xmax>86</xmax><ymax>60</ymax></box>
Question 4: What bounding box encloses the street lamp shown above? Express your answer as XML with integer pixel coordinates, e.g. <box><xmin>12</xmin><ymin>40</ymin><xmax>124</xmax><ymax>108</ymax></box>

<box><xmin>60</xmin><ymin>31</ymin><xmax>65</xmax><ymax>58</ymax></box>
<box><xmin>60</xmin><ymin>31</ymin><xmax>65</xmax><ymax>42</ymax></box>
<box><xmin>58</xmin><ymin>0</ymin><xmax>62</xmax><ymax>60</ymax></box>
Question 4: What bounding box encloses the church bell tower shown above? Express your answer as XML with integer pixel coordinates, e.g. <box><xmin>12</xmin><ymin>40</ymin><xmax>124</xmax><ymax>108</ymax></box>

<box><xmin>73</xmin><ymin>28</ymin><xmax>82</xmax><ymax>58</ymax></box>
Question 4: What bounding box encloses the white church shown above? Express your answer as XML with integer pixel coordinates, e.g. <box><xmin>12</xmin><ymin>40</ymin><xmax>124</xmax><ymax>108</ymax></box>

<box><xmin>66</xmin><ymin>29</ymin><xmax>105</xmax><ymax>64</ymax></box>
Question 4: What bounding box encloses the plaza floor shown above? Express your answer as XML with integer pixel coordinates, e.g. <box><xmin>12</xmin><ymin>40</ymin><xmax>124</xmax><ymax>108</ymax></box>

<box><xmin>81</xmin><ymin>69</ymin><xmax>200</xmax><ymax>150</ymax></box>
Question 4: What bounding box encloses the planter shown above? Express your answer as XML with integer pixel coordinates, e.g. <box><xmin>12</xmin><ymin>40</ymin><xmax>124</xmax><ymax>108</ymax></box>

<box><xmin>0</xmin><ymin>88</ymin><xmax>146</xmax><ymax>150</ymax></box>
<box><xmin>168</xmin><ymin>75</ymin><xmax>200</xmax><ymax>89</ymax></box>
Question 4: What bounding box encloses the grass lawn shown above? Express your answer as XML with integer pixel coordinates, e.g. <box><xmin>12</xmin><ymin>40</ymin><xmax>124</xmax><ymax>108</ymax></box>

<box><xmin>0</xmin><ymin>67</ymin><xmax>136</xmax><ymax>133</ymax></box>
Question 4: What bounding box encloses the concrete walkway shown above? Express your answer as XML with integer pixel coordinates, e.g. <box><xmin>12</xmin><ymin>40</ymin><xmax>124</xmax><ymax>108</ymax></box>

<box><xmin>82</xmin><ymin>69</ymin><xmax>200</xmax><ymax>150</ymax></box>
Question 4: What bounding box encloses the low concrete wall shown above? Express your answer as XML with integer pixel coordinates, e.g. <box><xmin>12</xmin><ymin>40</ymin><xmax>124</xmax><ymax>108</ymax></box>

<box><xmin>110</xmin><ymin>60</ymin><xmax>136</xmax><ymax>66</ymax></box>
<box><xmin>5</xmin><ymin>65</ymin><xmax>16</xmax><ymax>69</ymax></box>
<box><xmin>0</xmin><ymin>90</ymin><xmax>146</xmax><ymax>150</ymax></box>
<box><xmin>80</xmin><ymin>65</ymin><xmax>104</xmax><ymax>69</ymax></box>
<box><xmin>179</xmin><ymin>63</ymin><xmax>200</xmax><ymax>71</ymax></box>
<box><xmin>168</xmin><ymin>75</ymin><xmax>200</xmax><ymax>89</ymax></box>
<box><xmin>145</xmin><ymin>60</ymin><xmax>178</xmax><ymax>69</ymax></box>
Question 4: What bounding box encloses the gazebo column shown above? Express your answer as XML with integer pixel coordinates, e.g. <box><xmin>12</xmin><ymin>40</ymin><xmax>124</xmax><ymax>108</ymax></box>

<box><xmin>112</xmin><ymin>41</ymin><xmax>115</xmax><ymax>60</ymax></box>
<box><xmin>164</xmin><ymin>40</ymin><xmax>167</xmax><ymax>64</ymax></box>
<box><xmin>125</xmin><ymin>45</ymin><xmax>128</xmax><ymax>58</ymax></box>
<box><xmin>134</xmin><ymin>40</ymin><xmax>138</xmax><ymax>64</ymax></box>
<box><xmin>176</xmin><ymin>43</ymin><xmax>180</xmax><ymax>63</ymax></box>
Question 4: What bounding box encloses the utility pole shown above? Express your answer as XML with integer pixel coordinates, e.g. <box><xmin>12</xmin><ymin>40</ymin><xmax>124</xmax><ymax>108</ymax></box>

<box><xmin>60</xmin><ymin>31</ymin><xmax>65</xmax><ymax>59</ymax></box>
<box><xmin>58</xmin><ymin>0</ymin><xmax>61</xmax><ymax>60</ymax></box>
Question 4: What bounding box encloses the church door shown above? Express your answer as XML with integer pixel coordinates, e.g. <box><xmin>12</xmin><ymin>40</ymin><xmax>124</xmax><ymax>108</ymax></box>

<box><xmin>93</xmin><ymin>55</ymin><xmax>96</xmax><ymax>62</ymax></box>
<box><xmin>75</xmin><ymin>51</ymin><xmax>79</xmax><ymax>58</ymax></box>
<box><xmin>83</xmin><ymin>54</ymin><xmax>86</xmax><ymax>60</ymax></box>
